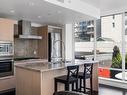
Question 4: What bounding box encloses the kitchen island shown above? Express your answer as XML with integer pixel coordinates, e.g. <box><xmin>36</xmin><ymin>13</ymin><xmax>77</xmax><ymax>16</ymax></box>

<box><xmin>15</xmin><ymin>60</ymin><xmax>98</xmax><ymax>95</ymax></box>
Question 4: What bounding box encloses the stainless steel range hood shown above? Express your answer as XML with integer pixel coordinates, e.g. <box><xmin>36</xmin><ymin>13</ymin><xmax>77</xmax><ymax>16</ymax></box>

<box><xmin>18</xmin><ymin>20</ymin><xmax>42</xmax><ymax>40</ymax></box>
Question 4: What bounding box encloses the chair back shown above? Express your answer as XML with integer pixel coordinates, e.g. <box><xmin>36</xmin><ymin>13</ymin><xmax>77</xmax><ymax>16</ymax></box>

<box><xmin>83</xmin><ymin>64</ymin><xmax>93</xmax><ymax>77</ymax></box>
<box><xmin>67</xmin><ymin>65</ymin><xmax>79</xmax><ymax>81</ymax></box>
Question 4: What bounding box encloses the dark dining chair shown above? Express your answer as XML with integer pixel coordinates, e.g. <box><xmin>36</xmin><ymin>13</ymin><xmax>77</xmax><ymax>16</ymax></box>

<box><xmin>54</xmin><ymin>65</ymin><xmax>79</xmax><ymax>93</ymax></box>
<box><xmin>78</xmin><ymin>64</ymin><xmax>93</xmax><ymax>94</ymax></box>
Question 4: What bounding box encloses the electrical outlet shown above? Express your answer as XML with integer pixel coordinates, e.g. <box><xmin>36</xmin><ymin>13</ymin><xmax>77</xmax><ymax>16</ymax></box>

<box><xmin>33</xmin><ymin>51</ymin><xmax>37</xmax><ymax>55</ymax></box>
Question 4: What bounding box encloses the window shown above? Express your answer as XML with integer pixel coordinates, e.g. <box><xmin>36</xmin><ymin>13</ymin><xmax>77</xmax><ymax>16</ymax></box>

<box><xmin>98</xmin><ymin>13</ymin><xmax>127</xmax><ymax>81</ymax></box>
<box><xmin>74</xmin><ymin>20</ymin><xmax>95</xmax><ymax>61</ymax></box>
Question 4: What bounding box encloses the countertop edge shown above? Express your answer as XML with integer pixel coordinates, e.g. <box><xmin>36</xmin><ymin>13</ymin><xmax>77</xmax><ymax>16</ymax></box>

<box><xmin>15</xmin><ymin>60</ymin><xmax>99</xmax><ymax>72</ymax></box>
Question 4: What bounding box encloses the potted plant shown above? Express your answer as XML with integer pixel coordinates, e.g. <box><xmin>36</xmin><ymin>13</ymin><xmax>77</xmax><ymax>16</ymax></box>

<box><xmin>112</xmin><ymin>46</ymin><xmax>127</xmax><ymax>69</ymax></box>
<box><xmin>111</xmin><ymin>46</ymin><xmax>122</xmax><ymax>79</ymax></box>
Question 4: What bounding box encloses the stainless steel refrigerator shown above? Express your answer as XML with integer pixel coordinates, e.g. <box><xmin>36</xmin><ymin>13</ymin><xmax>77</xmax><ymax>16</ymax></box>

<box><xmin>48</xmin><ymin>30</ymin><xmax>62</xmax><ymax>62</ymax></box>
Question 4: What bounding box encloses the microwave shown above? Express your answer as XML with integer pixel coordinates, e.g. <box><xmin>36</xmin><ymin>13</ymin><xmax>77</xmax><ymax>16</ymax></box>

<box><xmin>0</xmin><ymin>41</ymin><xmax>13</xmax><ymax>56</ymax></box>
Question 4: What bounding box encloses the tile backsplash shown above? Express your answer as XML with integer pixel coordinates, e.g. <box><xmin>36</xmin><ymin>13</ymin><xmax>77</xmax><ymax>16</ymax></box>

<box><xmin>14</xmin><ymin>38</ymin><xmax>38</xmax><ymax>57</ymax></box>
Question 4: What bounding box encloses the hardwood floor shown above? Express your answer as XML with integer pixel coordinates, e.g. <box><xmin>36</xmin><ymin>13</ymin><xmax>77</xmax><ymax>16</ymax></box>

<box><xmin>99</xmin><ymin>84</ymin><xmax>127</xmax><ymax>95</ymax></box>
<box><xmin>0</xmin><ymin>85</ymin><xmax>127</xmax><ymax>95</ymax></box>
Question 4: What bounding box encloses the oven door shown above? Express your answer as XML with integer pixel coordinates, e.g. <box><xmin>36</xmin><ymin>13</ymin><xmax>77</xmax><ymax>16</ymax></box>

<box><xmin>0</xmin><ymin>59</ymin><xmax>13</xmax><ymax>77</ymax></box>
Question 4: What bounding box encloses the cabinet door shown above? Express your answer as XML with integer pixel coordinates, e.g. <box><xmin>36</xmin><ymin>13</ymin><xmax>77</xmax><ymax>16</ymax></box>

<box><xmin>0</xmin><ymin>18</ymin><xmax>15</xmax><ymax>41</ymax></box>
<box><xmin>38</xmin><ymin>26</ymin><xmax>48</xmax><ymax>59</ymax></box>
<box><xmin>0</xmin><ymin>76</ymin><xmax>15</xmax><ymax>91</ymax></box>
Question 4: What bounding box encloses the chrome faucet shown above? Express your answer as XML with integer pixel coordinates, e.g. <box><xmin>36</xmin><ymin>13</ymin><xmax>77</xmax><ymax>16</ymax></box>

<box><xmin>52</xmin><ymin>40</ymin><xmax>65</xmax><ymax>63</ymax></box>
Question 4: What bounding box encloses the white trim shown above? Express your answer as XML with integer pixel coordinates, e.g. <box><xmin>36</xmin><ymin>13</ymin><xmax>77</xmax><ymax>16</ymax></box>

<box><xmin>99</xmin><ymin>77</ymin><xmax>127</xmax><ymax>89</ymax></box>
<box><xmin>122</xmin><ymin>12</ymin><xmax>126</xmax><ymax>80</ymax></box>
<box><xmin>94</xmin><ymin>19</ymin><xmax>97</xmax><ymax>60</ymax></box>
<box><xmin>72</xmin><ymin>23</ymin><xmax>75</xmax><ymax>60</ymax></box>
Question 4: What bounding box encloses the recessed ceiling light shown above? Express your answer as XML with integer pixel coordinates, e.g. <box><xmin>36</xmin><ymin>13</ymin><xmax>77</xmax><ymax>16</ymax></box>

<box><xmin>10</xmin><ymin>10</ymin><xmax>15</xmax><ymax>13</ymax></box>
<box><xmin>48</xmin><ymin>13</ymin><xmax>51</xmax><ymax>16</ymax></box>
<box><xmin>68</xmin><ymin>0</ymin><xmax>71</xmax><ymax>3</ymax></box>
<box><xmin>38</xmin><ymin>16</ymin><xmax>41</xmax><ymax>18</ymax></box>
<box><xmin>57</xmin><ymin>11</ymin><xmax>62</xmax><ymax>14</ymax></box>
<box><xmin>29</xmin><ymin>2</ymin><xmax>35</xmax><ymax>6</ymax></box>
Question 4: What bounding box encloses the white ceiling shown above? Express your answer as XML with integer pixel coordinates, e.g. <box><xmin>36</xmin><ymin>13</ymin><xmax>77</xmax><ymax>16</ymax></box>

<box><xmin>100</xmin><ymin>0</ymin><xmax>127</xmax><ymax>16</ymax></box>
<box><xmin>1</xmin><ymin>0</ymin><xmax>127</xmax><ymax>23</ymax></box>
<box><xmin>81</xmin><ymin>0</ymin><xmax>100</xmax><ymax>8</ymax></box>
<box><xmin>0</xmin><ymin>0</ymin><xmax>94</xmax><ymax>25</ymax></box>
<box><xmin>81</xmin><ymin>0</ymin><xmax>127</xmax><ymax>16</ymax></box>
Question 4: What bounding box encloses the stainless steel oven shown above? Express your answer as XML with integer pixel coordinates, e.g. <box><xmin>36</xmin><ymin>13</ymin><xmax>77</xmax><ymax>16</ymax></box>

<box><xmin>0</xmin><ymin>58</ymin><xmax>14</xmax><ymax>77</ymax></box>
<box><xmin>0</xmin><ymin>41</ymin><xmax>14</xmax><ymax>77</ymax></box>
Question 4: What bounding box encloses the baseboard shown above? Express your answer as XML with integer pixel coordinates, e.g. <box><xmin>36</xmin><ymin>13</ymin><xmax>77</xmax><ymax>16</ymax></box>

<box><xmin>0</xmin><ymin>88</ymin><xmax>15</xmax><ymax>94</ymax></box>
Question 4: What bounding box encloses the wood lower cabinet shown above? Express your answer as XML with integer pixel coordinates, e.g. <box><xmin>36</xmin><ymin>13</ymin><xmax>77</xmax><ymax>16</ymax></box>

<box><xmin>0</xmin><ymin>76</ymin><xmax>15</xmax><ymax>92</ymax></box>
<box><xmin>0</xmin><ymin>18</ymin><xmax>15</xmax><ymax>41</ymax></box>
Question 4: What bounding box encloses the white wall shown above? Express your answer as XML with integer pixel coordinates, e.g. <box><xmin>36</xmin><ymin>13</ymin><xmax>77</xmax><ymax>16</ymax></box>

<box><xmin>65</xmin><ymin>24</ymin><xmax>74</xmax><ymax>60</ymax></box>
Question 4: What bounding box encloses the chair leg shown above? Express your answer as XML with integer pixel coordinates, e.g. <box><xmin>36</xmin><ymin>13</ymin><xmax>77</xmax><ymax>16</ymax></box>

<box><xmin>79</xmin><ymin>78</ymin><xmax>82</xmax><ymax>92</ymax></box>
<box><xmin>90</xmin><ymin>77</ymin><xmax>93</xmax><ymax>95</ymax></box>
<box><xmin>83</xmin><ymin>79</ymin><xmax>86</xmax><ymax>93</ymax></box>
<box><xmin>76</xmin><ymin>81</ymin><xmax>78</xmax><ymax>92</ymax></box>
<box><xmin>65</xmin><ymin>83</ymin><xmax>69</xmax><ymax>91</ymax></box>
<box><xmin>72</xmin><ymin>83</ymin><xmax>74</xmax><ymax>91</ymax></box>
<box><xmin>54</xmin><ymin>79</ymin><xmax>57</xmax><ymax>92</ymax></box>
